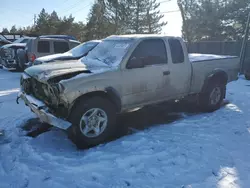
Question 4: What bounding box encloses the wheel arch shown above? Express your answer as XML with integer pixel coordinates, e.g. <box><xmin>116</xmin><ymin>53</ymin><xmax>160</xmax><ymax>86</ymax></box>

<box><xmin>68</xmin><ymin>87</ymin><xmax>122</xmax><ymax>117</ymax></box>
<box><xmin>201</xmin><ymin>69</ymin><xmax>228</xmax><ymax>93</ymax></box>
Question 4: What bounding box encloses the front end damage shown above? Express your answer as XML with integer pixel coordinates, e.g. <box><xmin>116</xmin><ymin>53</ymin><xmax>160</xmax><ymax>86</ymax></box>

<box><xmin>17</xmin><ymin>92</ymin><xmax>71</xmax><ymax>130</ymax></box>
<box><xmin>17</xmin><ymin>70</ymin><xmax>90</xmax><ymax>130</ymax></box>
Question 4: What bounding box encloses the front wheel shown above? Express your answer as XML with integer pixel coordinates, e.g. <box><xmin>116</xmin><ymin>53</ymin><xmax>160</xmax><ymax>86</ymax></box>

<box><xmin>199</xmin><ymin>83</ymin><xmax>225</xmax><ymax>112</ymax></box>
<box><xmin>67</xmin><ymin>97</ymin><xmax>117</xmax><ymax>148</ymax></box>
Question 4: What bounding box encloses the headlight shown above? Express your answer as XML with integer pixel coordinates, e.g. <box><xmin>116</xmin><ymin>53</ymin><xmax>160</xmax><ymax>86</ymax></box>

<box><xmin>51</xmin><ymin>83</ymin><xmax>65</xmax><ymax>96</ymax></box>
<box><xmin>20</xmin><ymin>73</ymin><xmax>31</xmax><ymax>93</ymax></box>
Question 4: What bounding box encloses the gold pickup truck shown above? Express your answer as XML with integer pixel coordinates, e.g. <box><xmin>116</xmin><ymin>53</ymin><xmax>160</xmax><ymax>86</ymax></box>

<box><xmin>17</xmin><ymin>34</ymin><xmax>240</xmax><ymax>147</ymax></box>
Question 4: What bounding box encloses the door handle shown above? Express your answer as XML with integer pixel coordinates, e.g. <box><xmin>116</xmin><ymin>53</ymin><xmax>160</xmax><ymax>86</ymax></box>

<box><xmin>163</xmin><ymin>70</ymin><xmax>170</xmax><ymax>75</ymax></box>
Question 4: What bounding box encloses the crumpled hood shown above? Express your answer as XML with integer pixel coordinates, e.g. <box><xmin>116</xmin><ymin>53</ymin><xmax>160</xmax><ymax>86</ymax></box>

<box><xmin>25</xmin><ymin>58</ymin><xmax>112</xmax><ymax>82</ymax></box>
<box><xmin>35</xmin><ymin>53</ymin><xmax>73</xmax><ymax>63</ymax></box>
<box><xmin>1</xmin><ymin>43</ymin><xmax>26</xmax><ymax>49</ymax></box>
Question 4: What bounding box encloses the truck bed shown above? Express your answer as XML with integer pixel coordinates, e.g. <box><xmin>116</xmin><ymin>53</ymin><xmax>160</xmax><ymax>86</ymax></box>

<box><xmin>188</xmin><ymin>53</ymin><xmax>240</xmax><ymax>94</ymax></box>
<box><xmin>189</xmin><ymin>53</ymin><xmax>238</xmax><ymax>62</ymax></box>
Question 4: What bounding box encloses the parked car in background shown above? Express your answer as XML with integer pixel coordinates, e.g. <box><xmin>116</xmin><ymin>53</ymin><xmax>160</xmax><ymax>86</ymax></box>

<box><xmin>32</xmin><ymin>40</ymin><xmax>101</xmax><ymax>66</ymax></box>
<box><xmin>15</xmin><ymin>35</ymin><xmax>80</xmax><ymax>71</ymax></box>
<box><xmin>245</xmin><ymin>69</ymin><xmax>250</xmax><ymax>80</ymax></box>
<box><xmin>18</xmin><ymin>34</ymin><xmax>240</xmax><ymax>148</ymax></box>
<box><xmin>0</xmin><ymin>37</ymin><xmax>34</xmax><ymax>70</ymax></box>
<box><xmin>0</xmin><ymin>38</ymin><xmax>12</xmax><ymax>47</ymax></box>
<box><xmin>0</xmin><ymin>39</ymin><xmax>12</xmax><ymax>68</ymax></box>
<box><xmin>244</xmin><ymin>58</ymin><xmax>250</xmax><ymax>80</ymax></box>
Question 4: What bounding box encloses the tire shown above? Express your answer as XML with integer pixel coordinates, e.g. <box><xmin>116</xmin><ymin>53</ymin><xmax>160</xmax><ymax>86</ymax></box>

<box><xmin>245</xmin><ymin>73</ymin><xmax>250</xmax><ymax>80</ymax></box>
<box><xmin>199</xmin><ymin>82</ymin><xmax>226</xmax><ymax>112</ymax></box>
<box><xmin>16</xmin><ymin>49</ymin><xmax>27</xmax><ymax>71</ymax></box>
<box><xmin>0</xmin><ymin>58</ymin><xmax>3</xmax><ymax>69</ymax></box>
<box><xmin>67</xmin><ymin>96</ymin><xmax>117</xmax><ymax>148</ymax></box>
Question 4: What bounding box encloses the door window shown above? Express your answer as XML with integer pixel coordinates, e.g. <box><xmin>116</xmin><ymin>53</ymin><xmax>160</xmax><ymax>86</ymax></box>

<box><xmin>37</xmin><ymin>41</ymin><xmax>50</xmax><ymax>53</ymax></box>
<box><xmin>54</xmin><ymin>41</ymin><xmax>69</xmax><ymax>53</ymax></box>
<box><xmin>128</xmin><ymin>39</ymin><xmax>168</xmax><ymax>68</ymax></box>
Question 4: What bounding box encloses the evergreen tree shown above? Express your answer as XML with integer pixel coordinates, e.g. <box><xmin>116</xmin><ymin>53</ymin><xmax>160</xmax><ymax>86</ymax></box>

<box><xmin>104</xmin><ymin>0</ymin><xmax>130</xmax><ymax>34</ymax></box>
<box><xmin>71</xmin><ymin>22</ymin><xmax>87</xmax><ymax>42</ymax></box>
<box><xmin>48</xmin><ymin>11</ymin><xmax>60</xmax><ymax>34</ymax></box>
<box><xmin>85</xmin><ymin>0</ymin><xmax>114</xmax><ymax>40</ymax></box>
<box><xmin>178</xmin><ymin>0</ymin><xmax>250</xmax><ymax>41</ymax></box>
<box><xmin>57</xmin><ymin>15</ymin><xmax>75</xmax><ymax>35</ymax></box>
<box><xmin>1</xmin><ymin>28</ymin><xmax>9</xmax><ymax>34</ymax></box>
<box><xmin>145</xmin><ymin>0</ymin><xmax>167</xmax><ymax>34</ymax></box>
<box><xmin>35</xmin><ymin>8</ymin><xmax>50</xmax><ymax>34</ymax></box>
<box><xmin>10</xmin><ymin>25</ymin><xmax>18</xmax><ymax>33</ymax></box>
<box><xmin>126</xmin><ymin>0</ymin><xmax>166</xmax><ymax>34</ymax></box>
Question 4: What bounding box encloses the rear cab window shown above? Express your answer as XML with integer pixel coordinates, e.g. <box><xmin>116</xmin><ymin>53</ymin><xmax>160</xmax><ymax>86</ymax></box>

<box><xmin>37</xmin><ymin>41</ymin><xmax>50</xmax><ymax>53</ymax></box>
<box><xmin>129</xmin><ymin>38</ymin><xmax>168</xmax><ymax>67</ymax></box>
<box><xmin>70</xmin><ymin>41</ymin><xmax>81</xmax><ymax>49</ymax></box>
<box><xmin>54</xmin><ymin>41</ymin><xmax>70</xmax><ymax>53</ymax></box>
<box><xmin>168</xmin><ymin>38</ymin><xmax>184</xmax><ymax>64</ymax></box>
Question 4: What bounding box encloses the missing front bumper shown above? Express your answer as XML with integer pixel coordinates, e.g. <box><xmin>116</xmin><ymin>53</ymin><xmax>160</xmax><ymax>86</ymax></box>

<box><xmin>18</xmin><ymin>92</ymin><xmax>71</xmax><ymax>130</ymax></box>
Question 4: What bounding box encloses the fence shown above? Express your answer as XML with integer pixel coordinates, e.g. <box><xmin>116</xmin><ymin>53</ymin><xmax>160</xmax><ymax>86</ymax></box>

<box><xmin>187</xmin><ymin>41</ymin><xmax>250</xmax><ymax>71</ymax></box>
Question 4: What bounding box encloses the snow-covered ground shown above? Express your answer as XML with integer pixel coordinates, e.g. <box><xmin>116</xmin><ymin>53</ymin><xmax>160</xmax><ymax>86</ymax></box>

<box><xmin>1</xmin><ymin>68</ymin><xmax>250</xmax><ymax>188</ymax></box>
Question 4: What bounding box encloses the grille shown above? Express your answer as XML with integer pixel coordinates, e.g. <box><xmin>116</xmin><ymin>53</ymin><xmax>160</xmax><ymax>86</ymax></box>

<box><xmin>21</xmin><ymin>76</ymin><xmax>50</xmax><ymax>103</ymax></box>
<box><xmin>31</xmin><ymin>79</ymin><xmax>50</xmax><ymax>102</ymax></box>
<box><xmin>21</xmin><ymin>77</ymin><xmax>32</xmax><ymax>94</ymax></box>
<box><xmin>0</xmin><ymin>48</ymin><xmax>14</xmax><ymax>60</ymax></box>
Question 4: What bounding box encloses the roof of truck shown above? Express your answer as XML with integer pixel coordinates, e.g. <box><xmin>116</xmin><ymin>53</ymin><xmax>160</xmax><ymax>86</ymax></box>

<box><xmin>34</xmin><ymin>37</ymin><xmax>80</xmax><ymax>43</ymax></box>
<box><xmin>105</xmin><ymin>34</ymin><xmax>180</xmax><ymax>40</ymax></box>
<box><xmin>39</xmin><ymin>35</ymin><xmax>77</xmax><ymax>41</ymax></box>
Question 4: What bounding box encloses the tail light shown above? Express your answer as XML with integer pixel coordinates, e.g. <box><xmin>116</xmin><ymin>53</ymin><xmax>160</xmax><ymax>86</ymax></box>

<box><xmin>28</xmin><ymin>53</ymin><xmax>36</xmax><ymax>62</ymax></box>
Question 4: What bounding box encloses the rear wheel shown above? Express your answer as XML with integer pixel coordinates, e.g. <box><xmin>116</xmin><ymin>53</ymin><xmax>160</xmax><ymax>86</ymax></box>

<box><xmin>199</xmin><ymin>82</ymin><xmax>225</xmax><ymax>112</ymax></box>
<box><xmin>0</xmin><ymin>58</ymin><xmax>3</xmax><ymax>69</ymax></box>
<box><xmin>16</xmin><ymin>49</ymin><xmax>27</xmax><ymax>71</ymax></box>
<box><xmin>245</xmin><ymin>72</ymin><xmax>250</xmax><ymax>80</ymax></box>
<box><xmin>67</xmin><ymin>97</ymin><xmax>117</xmax><ymax>148</ymax></box>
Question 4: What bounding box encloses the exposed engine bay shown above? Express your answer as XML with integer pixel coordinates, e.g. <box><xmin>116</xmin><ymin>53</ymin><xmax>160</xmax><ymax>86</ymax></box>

<box><xmin>20</xmin><ymin>70</ymin><xmax>91</xmax><ymax>117</ymax></box>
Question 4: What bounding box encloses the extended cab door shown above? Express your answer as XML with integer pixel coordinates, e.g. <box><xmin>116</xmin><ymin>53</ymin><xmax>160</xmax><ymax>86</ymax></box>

<box><xmin>121</xmin><ymin>38</ymin><xmax>171</xmax><ymax>107</ymax></box>
<box><xmin>166</xmin><ymin>38</ymin><xmax>192</xmax><ymax>97</ymax></box>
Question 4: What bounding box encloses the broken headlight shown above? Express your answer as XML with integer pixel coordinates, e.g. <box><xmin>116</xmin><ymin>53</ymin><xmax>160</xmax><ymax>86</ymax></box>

<box><xmin>51</xmin><ymin>83</ymin><xmax>65</xmax><ymax>97</ymax></box>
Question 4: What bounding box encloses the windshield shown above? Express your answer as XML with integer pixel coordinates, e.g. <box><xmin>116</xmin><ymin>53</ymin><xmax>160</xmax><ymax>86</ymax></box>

<box><xmin>13</xmin><ymin>38</ymin><xmax>30</xmax><ymax>44</ymax></box>
<box><xmin>65</xmin><ymin>42</ymin><xmax>99</xmax><ymax>57</ymax></box>
<box><xmin>85</xmin><ymin>39</ymin><xmax>133</xmax><ymax>66</ymax></box>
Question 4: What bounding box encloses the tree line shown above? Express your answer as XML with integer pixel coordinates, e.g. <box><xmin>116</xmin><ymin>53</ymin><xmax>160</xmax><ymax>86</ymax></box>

<box><xmin>1</xmin><ymin>0</ymin><xmax>166</xmax><ymax>42</ymax></box>
<box><xmin>178</xmin><ymin>0</ymin><xmax>250</xmax><ymax>41</ymax></box>
<box><xmin>1</xmin><ymin>0</ymin><xmax>250</xmax><ymax>42</ymax></box>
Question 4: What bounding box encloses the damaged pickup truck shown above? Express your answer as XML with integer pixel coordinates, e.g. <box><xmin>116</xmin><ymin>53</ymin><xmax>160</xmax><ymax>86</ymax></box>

<box><xmin>17</xmin><ymin>35</ymin><xmax>240</xmax><ymax>147</ymax></box>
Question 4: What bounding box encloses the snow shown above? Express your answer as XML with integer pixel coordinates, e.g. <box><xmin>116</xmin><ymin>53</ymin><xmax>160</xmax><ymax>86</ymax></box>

<box><xmin>189</xmin><ymin>53</ymin><xmax>238</xmax><ymax>62</ymax></box>
<box><xmin>1</xmin><ymin>43</ymin><xmax>26</xmax><ymax>48</ymax></box>
<box><xmin>1</xmin><ymin>68</ymin><xmax>250</xmax><ymax>188</ymax></box>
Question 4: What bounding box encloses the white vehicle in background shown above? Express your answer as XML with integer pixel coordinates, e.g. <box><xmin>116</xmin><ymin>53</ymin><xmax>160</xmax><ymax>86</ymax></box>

<box><xmin>32</xmin><ymin>40</ymin><xmax>101</xmax><ymax>66</ymax></box>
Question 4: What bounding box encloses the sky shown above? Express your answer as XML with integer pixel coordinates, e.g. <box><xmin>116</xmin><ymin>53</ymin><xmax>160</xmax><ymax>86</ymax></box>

<box><xmin>0</xmin><ymin>0</ymin><xmax>183</xmax><ymax>37</ymax></box>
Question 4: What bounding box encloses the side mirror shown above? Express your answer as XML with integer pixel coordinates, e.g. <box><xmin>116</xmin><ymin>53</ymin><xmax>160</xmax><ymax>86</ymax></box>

<box><xmin>127</xmin><ymin>57</ymin><xmax>144</xmax><ymax>69</ymax></box>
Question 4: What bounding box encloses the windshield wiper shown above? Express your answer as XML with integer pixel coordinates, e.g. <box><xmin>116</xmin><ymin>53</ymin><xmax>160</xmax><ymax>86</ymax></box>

<box><xmin>92</xmin><ymin>56</ymin><xmax>110</xmax><ymax>66</ymax></box>
<box><xmin>93</xmin><ymin>57</ymin><xmax>102</xmax><ymax>62</ymax></box>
